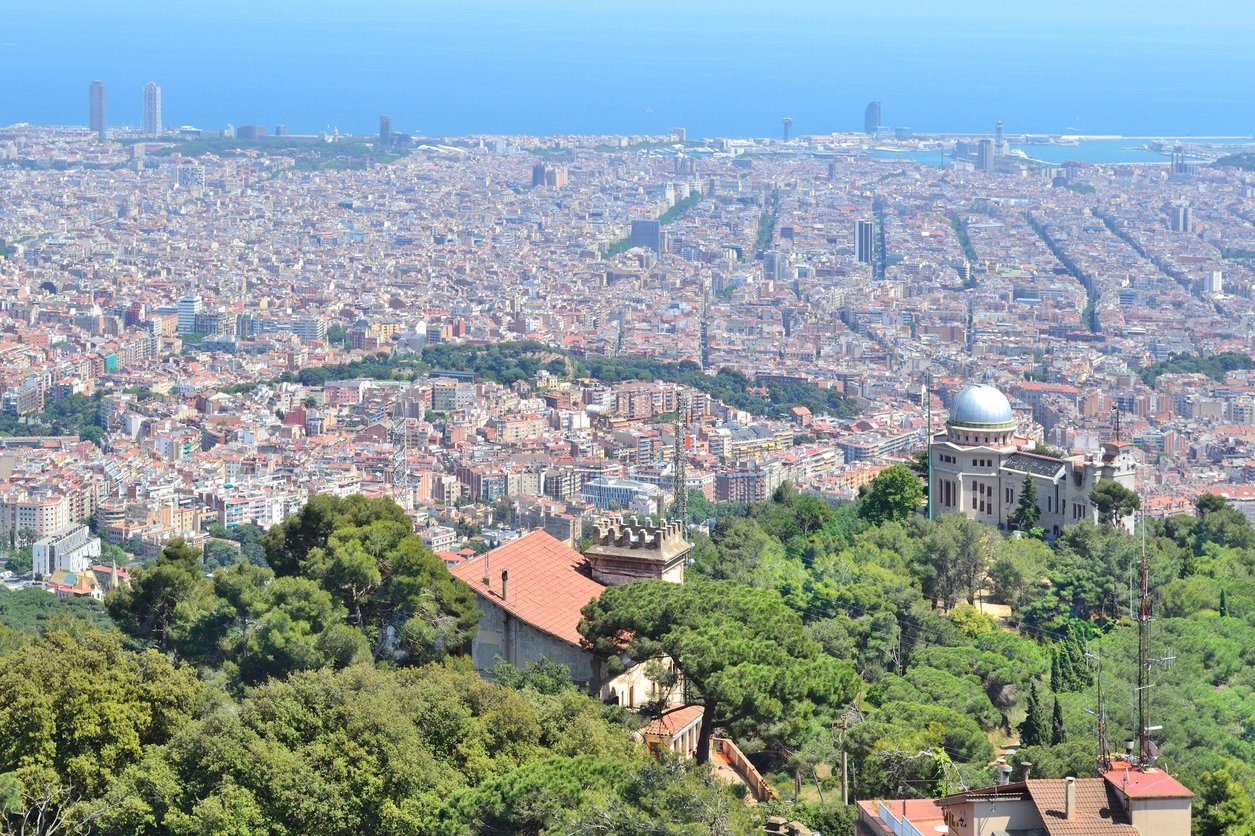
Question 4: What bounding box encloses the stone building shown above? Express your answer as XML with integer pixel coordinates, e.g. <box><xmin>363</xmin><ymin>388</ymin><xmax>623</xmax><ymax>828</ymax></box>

<box><xmin>930</xmin><ymin>383</ymin><xmax>1138</xmax><ymax>536</ymax></box>
<box><xmin>450</xmin><ymin>518</ymin><xmax>692</xmax><ymax>705</ymax></box>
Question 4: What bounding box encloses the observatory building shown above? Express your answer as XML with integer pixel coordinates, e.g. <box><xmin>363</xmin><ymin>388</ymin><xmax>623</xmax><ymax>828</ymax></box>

<box><xmin>929</xmin><ymin>384</ymin><xmax>1138</xmax><ymax>535</ymax></box>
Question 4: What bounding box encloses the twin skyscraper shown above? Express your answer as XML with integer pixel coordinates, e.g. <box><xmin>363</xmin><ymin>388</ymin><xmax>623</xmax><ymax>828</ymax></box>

<box><xmin>86</xmin><ymin>80</ymin><xmax>163</xmax><ymax>141</ymax></box>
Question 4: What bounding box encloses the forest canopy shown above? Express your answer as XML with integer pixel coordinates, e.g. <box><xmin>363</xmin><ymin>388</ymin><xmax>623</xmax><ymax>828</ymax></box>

<box><xmin>0</xmin><ymin>486</ymin><xmax>1250</xmax><ymax>833</ymax></box>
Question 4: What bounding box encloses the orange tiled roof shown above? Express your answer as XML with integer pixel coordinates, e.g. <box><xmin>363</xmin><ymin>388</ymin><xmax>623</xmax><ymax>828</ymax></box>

<box><xmin>1025</xmin><ymin>778</ymin><xmax>1137</xmax><ymax>835</ymax></box>
<box><xmin>449</xmin><ymin>530</ymin><xmax>604</xmax><ymax>647</ymax></box>
<box><xmin>641</xmin><ymin>704</ymin><xmax>703</xmax><ymax>740</ymax></box>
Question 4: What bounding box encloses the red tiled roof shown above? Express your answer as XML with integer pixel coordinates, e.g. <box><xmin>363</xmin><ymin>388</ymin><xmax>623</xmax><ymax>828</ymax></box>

<box><xmin>449</xmin><ymin>530</ymin><xmax>604</xmax><ymax>647</ymax></box>
<box><xmin>641</xmin><ymin>704</ymin><xmax>703</xmax><ymax>740</ymax></box>
<box><xmin>1103</xmin><ymin>764</ymin><xmax>1195</xmax><ymax>800</ymax></box>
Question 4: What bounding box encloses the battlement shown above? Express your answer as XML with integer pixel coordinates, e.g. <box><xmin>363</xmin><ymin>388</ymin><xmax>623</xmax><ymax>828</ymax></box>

<box><xmin>582</xmin><ymin>515</ymin><xmax>691</xmax><ymax>586</ymax></box>
<box><xmin>589</xmin><ymin>516</ymin><xmax>687</xmax><ymax>551</ymax></box>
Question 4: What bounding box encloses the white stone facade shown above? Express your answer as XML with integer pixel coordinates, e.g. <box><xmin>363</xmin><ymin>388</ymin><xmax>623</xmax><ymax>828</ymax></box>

<box><xmin>930</xmin><ymin>384</ymin><xmax>1138</xmax><ymax>535</ymax></box>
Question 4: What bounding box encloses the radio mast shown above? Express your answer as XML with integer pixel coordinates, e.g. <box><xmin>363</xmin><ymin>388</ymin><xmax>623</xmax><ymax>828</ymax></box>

<box><xmin>672</xmin><ymin>391</ymin><xmax>690</xmax><ymax>523</ymax></box>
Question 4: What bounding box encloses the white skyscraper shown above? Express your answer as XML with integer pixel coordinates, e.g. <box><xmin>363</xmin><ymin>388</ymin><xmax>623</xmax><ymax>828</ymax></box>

<box><xmin>178</xmin><ymin>295</ymin><xmax>202</xmax><ymax>335</ymax></box>
<box><xmin>143</xmin><ymin>82</ymin><xmax>162</xmax><ymax>135</ymax></box>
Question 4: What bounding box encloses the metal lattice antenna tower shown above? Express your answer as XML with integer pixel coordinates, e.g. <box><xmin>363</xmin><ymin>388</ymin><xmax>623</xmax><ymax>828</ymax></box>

<box><xmin>390</xmin><ymin>412</ymin><xmax>410</xmax><ymax>508</ymax></box>
<box><xmin>1085</xmin><ymin>645</ymin><xmax>1112</xmax><ymax>773</ymax></box>
<box><xmin>1136</xmin><ymin>517</ymin><xmax>1152</xmax><ymax>766</ymax></box>
<box><xmin>924</xmin><ymin>374</ymin><xmax>933</xmax><ymax>520</ymax></box>
<box><xmin>672</xmin><ymin>391</ymin><xmax>690</xmax><ymax>523</ymax></box>
<box><xmin>1134</xmin><ymin>514</ymin><xmax>1174</xmax><ymax>768</ymax></box>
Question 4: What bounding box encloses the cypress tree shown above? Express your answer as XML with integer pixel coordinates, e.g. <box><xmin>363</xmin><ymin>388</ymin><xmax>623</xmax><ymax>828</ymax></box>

<box><xmin>1051</xmin><ymin>696</ymin><xmax>1066</xmax><ymax>745</ymax></box>
<box><xmin>1018</xmin><ymin>681</ymin><xmax>1049</xmax><ymax>747</ymax></box>
<box><xmin>1008</xmin><ymin>472</ymin><xmax>1041</xmax><ymax>532</ymax></box>
<box><xmin>1220</xmin><ymin>588</ymin><xmax>1229</xmax><ymax>618</ymax></box>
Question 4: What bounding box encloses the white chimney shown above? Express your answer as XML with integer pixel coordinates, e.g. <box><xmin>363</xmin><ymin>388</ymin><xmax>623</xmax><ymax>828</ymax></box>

<box><xmin>1065</xmin><ymin>776</ymin><xmax>1076</xmax><ymax>820</ymax></box>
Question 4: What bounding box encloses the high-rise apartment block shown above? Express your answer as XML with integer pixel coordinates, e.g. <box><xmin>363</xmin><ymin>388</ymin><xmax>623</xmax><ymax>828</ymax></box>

<box><xmin>531</xmin><ymin>163</ymin><xmax>567</xmax><ymax>188</ymax></box>
<box><xmin>1170</xmin><ymin>204</ymin><xmax>1192</xmax><ymax>233</ymax></box>
<box><xmin>977</xmin><ymin>139</ymin><xmax>995</xmax><ymax>171</ymax></box>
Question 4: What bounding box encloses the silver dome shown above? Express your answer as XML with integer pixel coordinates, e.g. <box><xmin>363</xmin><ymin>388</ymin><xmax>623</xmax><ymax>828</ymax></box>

<box><xmin>948</xmin><ymin>384</ymin><xmax>1014</xmax><ymax>428</ymax></box>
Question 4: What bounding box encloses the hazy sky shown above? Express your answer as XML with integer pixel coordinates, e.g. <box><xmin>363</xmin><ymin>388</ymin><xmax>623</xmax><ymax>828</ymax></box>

<box><xmin>4</xmin><ymin>1</ymin><xmax>1253</xmax><ymax>135</ymax></box>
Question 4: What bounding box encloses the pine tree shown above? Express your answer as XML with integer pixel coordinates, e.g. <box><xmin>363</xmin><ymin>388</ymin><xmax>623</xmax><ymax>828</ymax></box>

<box><xmin>1008</xmin><ymin>472</ymin><xmax>1041</xmax><ymax>532</ymax></box>
<box><xmin>1018</xmin><ymin>681</ymin><xmax>1049</xmax><ymax>747</ymax></box>
<box><xmin>1051</xmin><ymin>696</ymin><xmax>1066</xmax><ymax>745</ymax></box>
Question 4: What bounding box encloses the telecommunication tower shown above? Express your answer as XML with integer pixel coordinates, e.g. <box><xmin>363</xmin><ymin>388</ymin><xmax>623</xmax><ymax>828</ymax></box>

<box><xmin>672</xmin><ymin>392</ymin><xmax>691</xmax><ymax>523</ymax></box>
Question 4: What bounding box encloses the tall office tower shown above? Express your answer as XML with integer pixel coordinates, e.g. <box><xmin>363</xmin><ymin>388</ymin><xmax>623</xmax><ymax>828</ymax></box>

<box><xmin>1205</xmin><ymin>270</ymin><xmax>1224</xmax><ymax>294</ymax></box>
<box><xmin>781</xmin><ymin>116</ymin><xmax>792</xmax><ymax>141</ymax></box>
<box><xmin>855</xmin><ymin>219</ymin><xmax>875</xmax><ymax>264</ymax></box>
<box><xmin>630</xmin><ymin>219</ymin><xmax>663</xmax><ymax>255</ymax></box>
<box><xmin>1170</xmin><ymin>204</ymin><xmax>1192</xmax><ymax>233</ymax></box>
<box><xmin>142</xmin><ymin>82</ymin><xmax>161</xmax><ymax>135</ymax></box>
<box><xmin>864</xmin><ymin>101</ymin><xmax>881</xmax><ymax>134</ymax></box>
<box><xmin>89</xmin><ymin>80</ymin><xmax>107</xmax><ymax>141</ymax></box>
<box><xmin>275</xmin><ymin>124</ymin><xmax>288</xmax><ymax>137</ymax></box>
<box><xmin>977</xmin><ymin>139</ymin><xmax>995</xmax><ymax>171</ymax></box>
<box><xmin>994</xmin><ymin>120</ymin><xmax>1006</xmax><ymax>157</ymax></box>
<box><xmin>764</xmin><ymin>250</ymin><xmax>788</xmax><ymax>280</ymax></box>
<box><xmin>532</xmin><ymin>162</ymin><xmax>547</xmax><ymax>187</ymax></box>
<box><xmin>379</xmin><ymin>114</ymin><xmax>392</xmax><ymax>145</ymax></box>
<box><xmin>177</xmin><ymin>295</ymin><xmax>203</xmax><ymax>335</ymax></box>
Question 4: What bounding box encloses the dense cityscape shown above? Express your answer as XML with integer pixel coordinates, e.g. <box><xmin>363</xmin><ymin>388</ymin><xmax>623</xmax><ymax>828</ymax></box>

<box><xmin>1</xmin><ymin>73</ymin><xmax>1255</xmax><ymax>834</ymax></box>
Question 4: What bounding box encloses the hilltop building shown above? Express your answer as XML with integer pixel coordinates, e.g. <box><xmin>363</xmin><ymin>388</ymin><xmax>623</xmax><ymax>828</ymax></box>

<box><xmin>450</xmin><ymin>518</ymin><xmax>691</xmax><ymax>704</ymax></box>
<box><xmin>929</xmin><ymin>384</ymin><xmax>1138</xmax><ymax>535</ymax></box>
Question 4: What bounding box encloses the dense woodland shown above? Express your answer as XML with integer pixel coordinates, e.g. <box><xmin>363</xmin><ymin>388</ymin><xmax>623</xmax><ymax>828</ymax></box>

<box><xmin>0</xmin><ymin>483</ymin><xmax>1253</xmax><ymax>833</ymax></box>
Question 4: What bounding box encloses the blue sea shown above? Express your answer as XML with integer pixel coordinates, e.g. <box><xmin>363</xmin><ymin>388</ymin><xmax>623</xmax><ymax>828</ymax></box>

<box><xmin>3</xmin><ymin>0</ymin><xmax>1254</xmax><ymax>140</ymax></box>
